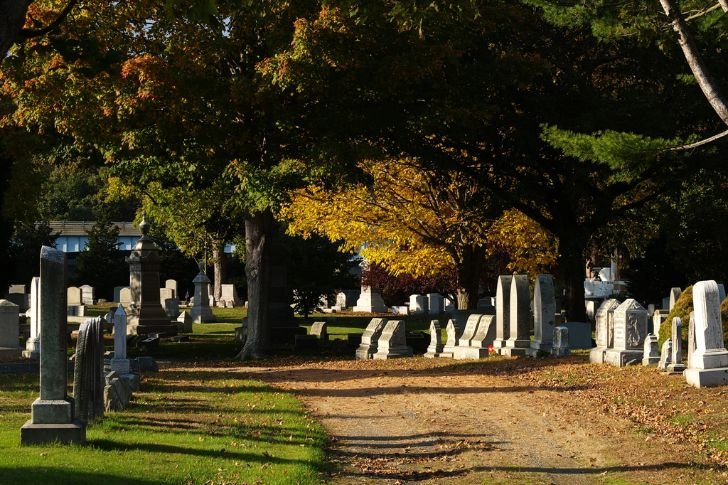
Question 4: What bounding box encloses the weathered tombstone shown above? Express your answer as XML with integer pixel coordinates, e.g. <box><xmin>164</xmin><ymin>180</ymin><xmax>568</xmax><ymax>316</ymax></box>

<box><xmin>177</xmin><ymin>311</ymin><xmax>193</xmax><ymax>333</ymax></box>
<box><xmin>458</xmin><ymin>314</ymin><xmax>483</xmax><ymax>347</ymax></box>
<box><xmin>164</xmin><ymin>279</ymin><xmax>178</xmax><ymax>299</ymax></box>
<box><xmin>502</xmin><ymin>275</ymin><xmax>530</xmax><ymax>356</ymax></box>
<box><xmin>8</xmin><ymin>284</ymin><xmax>25</xmax><ymax>294</ymax></box>
<box><xmin>6</xmin><ymin>284</ymin><xmax>27</xmax><ymax>311</ymax></box>
<box><xmin>455</xmin><ymin>315</ymin><xmax>495</xmax><ymax>359</ymax></box>
<box><xmin>220</xmin><ymin>284</ymin><xmax>240</xmax><ymax>307</ymax></box>
<box><xmin>80</xmin><ymin>285</ymin><xmax>95</xmax><ymax>305</ymax></box>
<box><xmin>527</xmin><ymin>274</ymin><xmax>556</xmax><ymax>357</ymax></box>
<box><xmin>424</xmin><ymin>320</ymin><xmax>443</xmax><ymax>358</ymax></box>
<box><xmin>23</xmin><ymin>276</ymin><xmax>41</xmax><ymax>359</ymax></box>
<box><xmin>408</xmin><ymin>294</ymin><xmax>427</xmax><ymax>315</ymax></box>
<box><xmin>21</xmin><ymin>246</ymin><xmax>85</xmax><ymax>445</ymax></box>
<box><xmin>73</xmin><ymin>317</ymin><xmax>105</xmax><ymax>425</ymax></box>
<box><xmin>647</xmin><ymin>304</ymin><xmax>655</xmax><ymax>318</ymax></box>
<box><xmin>335</xmin><ymin>292</ymin><xmax>348</xmax><ymax>309</ymax></box>
<box><xmin>657</xmin><ymin>340</ymin><xmax>672</xmax><ymax>370</ymax></box>
<box><xmin>355</xmin><ymin>318</ymin><xmax>387</xmax><ymax>360</ymax></box>
<box><xmin>551</xmin><ymin>326</ymin><xmax>570</xmax><ymax>357</ymax></box>
<box><xmin>113</xmin><ymin>286</ymin><xmax>125</xmax><ymax>303</ymax></box>
<box><xmin>111</xmin><ymin>305</ymin><xmax>130</xmax><ymax>375</ymax></box>
<box><xmin>440</xmin><ymin>320</ymin><xmax>457</xmax><ymax>358</ymax></box>
<box><xmin>67</xmin><ymin>286</ymin><xmax>82</xmax><ymax>305</ymax></box>
<box><xmin>642</xmin><ymin>334</ymin><xmax>660</xmax><ymax>366</ymax></box>
<box><xmin>493</xmin><ymin>275</ymin><xmax>512</xmax><ymax>353</ymax></box>
<box><xmin>684</xmin><ymin>280</ymin><xmax>728</xmax><ymax>388</ymax></box>
<box><xmin>0</xmin><ymin>299</ymin><xmax>21</xmax><ymax>359</ymax></box>
<box><xmin>652</xmin><ymin>310</ymin><xmax>669</xmax><ymax>338</ymax></box>
<box><xmin>159</xmin><ymin>287</ymin><xmax>174</xmax><ymax>302</ymax></box>
<box><xmin>372</xmin><ymin>320</ymin><xmax>413</xmax><ymax>359</ymax></box>
<box><xmin>427</xmin><ymin>293</ymin><xmax>444</xmax><ymax>314</ymax></box>
<box><xmin>126</xmin><ymin>220</ymin><xmax>177</xmax><ymax>336</ymax></box>
<box><xmin>163</xmin><ymin>298</ymin><xmax>179</xmax><ymax>319</ymax></box>
<box><xmin>310</xmin><ymin>321</ymin><xmax>328</xmax><ymax>340</ymax></box>
<box><xmin>668</xmin><ymin>287</ymin><xmax>682</xmax><ymax>311</ymax></box>
<box><xmin>590</xmin><ymin>299</ymin><xmax>620</xmax><ymax>364</ymax></box>
<box><xmin>119</xmin><ymin>287</ymin><xmax>132</xmax><ymax>308</ymax></box>
<box><xmin>190</xmin><ymin>264</ymin><xmax>214</xmax><ymax>323</ymax></box>
<box><xmin>666</xmin><ymin>317</ymin><xmax>686</xmax><ymax>374</ymax></box>
<box><xmin>604</xmin><ymin>299</ymin><xmax>648</xmax><ymax>367</ymax></box>
<box><xmin>353</xmin><ymin>286</ymin><xmax>387</xmax><ymax>313</ymax></box>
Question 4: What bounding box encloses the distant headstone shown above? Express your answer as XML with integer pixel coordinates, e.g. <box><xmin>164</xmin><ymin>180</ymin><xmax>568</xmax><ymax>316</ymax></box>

<box><xmin>21</xmin><ymin>246</ymin><xmax>85</xmax><ymax>445</ymax></box>
<box><xmin>457</xmin><ymin>314</ymin><xmax>483</xmax><ymax>347</ymax></box>
<box><xmin>335</xmin><ymin>292</ymin><xmax>348</xmax><ymax>309</ymax></box>
<box><xmin>191</xmin><ymin>267</ymin><xmax>214</xmax><ymax>323</ymax></box>
<box><xmin>684</xmin><ymin>280</ymin><xmax>728</xmax><ymax>388</ymax></box>
<box><xmin>80</xmin><ymin>285</ymin><xmax>95</xmax><ymax>305</ymax></box>
<box><xmin>111</xmin><ymin>305</ymin><xmax>130</xmax><ymax>375</ymax></box>
<box><xmin>6</xmin><ymin>284</ymin><xmax>27</xmax><ymax>311</ymax></box>
<box><xmin>220</xmin><ymin>284</ymin><xmax>240</xmax><ymax>307</ymax></box>
<box><xmin>113</xmin><ymin>286</ymin><xmax>125</xmax><ymax>303</ymax></box>
<box><xmin>590</xmin><ymin>299</ymin><xmax>620</xmax><ymax>365</ymax></box>
<box><xmin>409</xmin><ymin>294</ymin><xmax>427</xmax><ymax>315</ymax></box>
<box><xmin>372</xmin><ymin>320</ymin><xmax>413</xmax><ymax>359</ymax></box>
<box><xmin>163</xmin><ymin>298</ymin><xmax>179</xmax><ymax>319</ymax></box>
<box><xmin>427</xmin><ymin>293</ymin><xmax>444</xmax><ymax>314</ymax></box>
<box><xmin>355</xmin><ymin>318</ymin><xmax>387</xmax><ymax>360</ymax></box>
<box><xmin>604</xmin><ymin>299</ymin><xmax>648</xmax><ymax>367</ymax></box>
<box><xmin>8</xmin><ymin>284</ymin><xmax>25</xmax><ymax>294</ymax></box>
<box><xmin>440</xmin><ymin>320</ymin><xmax>457</xmax><ymax>358</ymax></box>
<box><xmin>642</xmin><ymin>334</ymin><xmax>659</xmax><ymax>366</ymax></box>
<box><xmin>551</xmin><ymin>326</ymin><xmax>570</xmax><ymax>357</ymax></box>
<box><xmin>652</xmin><ymin>310</ymin><xmax>669</xmax><ymax>338</ymax></box>
<box><xmin>0</xmin><ymin>299</ymin><xmax>21</xmax><ymax>359</ymax></box>
<box><xmin>493</xmin><ymin>275</ymin><xmax>512</xmax><ymax>352</ymax></box>
<box><xmin>67</xmin><ymin>286</ymin><xmax>82</xmax><ymax>306</ymax></box>
<box><xmin>164</xmin><ymin>279</ymin><xmax>178</xmax><ymax>298</ymax></box>
<box><xmin>657</xmin><ymin>340</ymin><xmax>672</xmax><ymax>371</ymax></box>
<box><xmin>309</xmin><ymin>321</ymin><xmax>328</xmax><ymax>340</ymax></box>
<box><xmin>119</xmin><ymin>287</ymin><xmax>132</xmax><ymax>308</ymax></box>
<box><xmin>159</xmin><ymin>288</ymin><xmax>174</xmax><ymax>302</ymax></box>
<box><xmin>527</xmin><ymin>274</ymin><xmax>556</xmax><ymax>356</ymax></box>
<box><xmin>23</xmin><ymin>276</ymin><xmax>41</xmax><ymax>359</ymax></box>
<box><xmin>177</xmin><ymin>311</ymin><xmax>193</xmax><ymax>334</ymax></box>
<box><xmin>666</xmin><ymin>317</ymin><xmax>686</xmax><ymax>374</ymax></box>
<box><xmin>424</xmin><ymin>320</ymin><xmax>443</xmax><ymax>358</ymax></box>
<box><xmin>502</xmin><ymin>275</ymin><xmax>530</xmax><ymax>357</ymax></box>
<box><xmin>668</xmin><ymin>287</ymin><xmax>682</xmax><ymax>312</ymax></box>
<box><xmin>353</xmin><ymin>286</ymin><xmax>387</xmax><ymax>313</ymax></box>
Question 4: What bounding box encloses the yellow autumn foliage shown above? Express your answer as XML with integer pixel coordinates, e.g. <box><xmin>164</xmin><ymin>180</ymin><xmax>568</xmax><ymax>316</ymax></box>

<box><xmin>281</xmin><ymin>158</ymin><xmax>557</xmax><ymax>279</ymax></box>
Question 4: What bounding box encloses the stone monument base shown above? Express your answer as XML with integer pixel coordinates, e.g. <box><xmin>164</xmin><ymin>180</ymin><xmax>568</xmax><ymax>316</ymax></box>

<box><xmin>501</xmin><ymin>340</ymin><xmax>529</xmax><ymax>357</ymax></box>
<box><xmin>453</xmin><ymin>346</ymin><xmax>488</xmax><ymax>360</ymax></box>
<box><xmin>372</xmin><ymin>346</ymin><xmax>413</xmax><ymax>360</ymax></box>
<box><xmin>355</xmin><ymin>347</ymin><xmax>374</xmax><ymax>360</ymax></box>
<box><xmin>642</xmin><ymin>355</ymin><xmax>660</xmax><ymax>366</ymax></box>
<box><xmin>423</xmin><ymin>349</ymin><xmax>443</xmax><ymax>358</ymax></box>
<box><xmin>664</xmin><ymin>363</ymin><xmax>686</xmax><ymax>375</ymax></box>
<box><xmin>604</xmin><ymin>349</ymin><xmax>643</xmax><ymax>367</ymax></box>
<box><xmin>20</xmin><ymin>421</ymin><xmax>85</xmax><ymax>445</ymax></box>
<box><xmin>684</xmin><ymin>367</ymin><xmax>728</xmax><ymax>388</ymax></box>
<box><xmin>589</xmin><ymin>347</ymin><xmax>606</xmax><ymax>364</ymax></box>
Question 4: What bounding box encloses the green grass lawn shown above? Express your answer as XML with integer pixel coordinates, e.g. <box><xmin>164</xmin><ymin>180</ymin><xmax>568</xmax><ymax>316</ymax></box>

<box><xmin>0</xmin><ymin>369</ymin><xmax>328</xmax><ymax>484</ymax></box>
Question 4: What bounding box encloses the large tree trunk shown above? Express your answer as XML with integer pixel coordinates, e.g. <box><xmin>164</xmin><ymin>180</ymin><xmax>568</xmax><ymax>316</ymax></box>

<box><xmin>0</xmin><ymin>0</ymin><xmax>31</xmax><ymax>61</ymax></box>
<box><xmin>660</xmin><ymin>0</ymin><xmax>728</xmax><ymax>126</ymax></box>
<box><xmin>236</xmin><ymin>210</ymin><xmax>273</xmax><ymax>360</ymax></box>
<box><xmin>556</xmin><ymin>233</ymin><xmax>588</xmax><ymax>323</ymax></box>
<box><xmin>455</xmin><ymin>244</ymin><xmax>484</xmax><ymax>310</ymax></box>
<box><xmin>211</xmin><ymin>239</ymin><xmax>225</xmax><ymax>302</ymax></box>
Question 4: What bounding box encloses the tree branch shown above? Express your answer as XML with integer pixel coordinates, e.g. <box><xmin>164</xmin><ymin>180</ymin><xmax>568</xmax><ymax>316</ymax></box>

<box><xmin>668</xmin><ymin>128</ymin><xmax>728</xmax><ymax>151</ymax></box>
<box><xmin>20</xmin><ymin>0</ymin><xmax>77</xmax><ymax>38</ymax></box>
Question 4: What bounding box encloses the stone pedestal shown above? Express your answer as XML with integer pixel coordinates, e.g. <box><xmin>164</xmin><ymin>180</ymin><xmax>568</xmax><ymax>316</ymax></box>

<box><xmin>353</xmin><ymin>286</ymin><xmax>387</xmax><ymax>313</ymax></box>
<box><xmin>126</xmin><ymin>220</ymin><xmax>177</xmax><ymax>336</ymax></box>
<box><xmin>21</xmin><ymin>246</ymin><xmax>84</xmax><ymax>445</ymax></box>
<box><xmin>190</xmin><ymin>269</ymin><xmax>214</xmax><ymax>323</ymax></box>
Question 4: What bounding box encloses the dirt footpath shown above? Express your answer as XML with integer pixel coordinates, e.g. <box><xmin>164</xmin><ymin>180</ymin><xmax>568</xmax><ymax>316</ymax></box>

<box><xmin>241</xmin><ymin>357</ymin><xmax>726</xmax><ymax>484</ymax></box>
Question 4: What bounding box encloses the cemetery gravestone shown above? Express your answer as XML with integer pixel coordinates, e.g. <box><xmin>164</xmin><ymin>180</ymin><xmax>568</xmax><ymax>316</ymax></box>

<box><xmin>658</xmin><ymin>340</ymin><xmax>672</xmax><ymax>371</ymax></box>
<box><xmin>527</xmin><ymin>274</ymin><xmax>556</xmax><ymax>357</ymax></box>
<box><xmin>119</xmin><ymin>287</ymin><xmax>132</xmax><ymax>308</ymax></box>
<box><xmin>424</xmin><ymin>320</ymin><xmax>443</xmax><ymax>358</ymax></box>
<box><xmin>455</xmin><ymin>315</ymin><xmax>495</xmax><ymax>359</ymax></box>
<box><xmin>177</xmin><ymin>311</ymin><xmax>193</xmax><ymax>333</ymax></box>
<box><xmin>457</xmin><ymin>314</ymin><xmax>483</xmax><ymax>347</ymax></box>
<box><xmin>0</xmin><ymin>299</ymin><xmax>21</xmax><ymax>359</ymax></box>
<box><xmin>668</xmin><ymin>287</ymin><xmax>682</xmax><ymax>311</ymax></box>
<box><xmin>687</xmin><ymin>312</ymin><xmax>696</xmax><ymax>369</ymax></box>
<box><xmin>551</xmin><ymin>326</ymin><xmax>570</xmax><ymax>357</ymax></box>
<box><xmin>80</xmin><ymin>285</ymin><xmax>95</xmax><ymax>305</ymax></box>
<box><xmin>409</xmin><ymin>294</ymin><xmax>427</xmax><ymax>315</ymax></box>
<box><xmin>163</xmin><ymin>298</ymin><xmax>180</xmax><ymax>319</ymax></box>
<box><xmin>684</xmin><ymin>280</ymin><xmax>728</xmax><ymax>388</ymax></box>
<box><xmin>220</xmin><ymin>284</ymin><xmax>240</xmax><ymax>307</ymax></box>
<box><xmin>191</xmin><ymin>265</ymin><xmax>214</xmax><ymax>323</ymax></box>
<box><xmin>642</xmin><ymin>334</ymin><xmax>660</xmax><ymax>366</ymax></box>
<box><xmin>159</xmin><ymin>288</ymin><xmax>174</xmax><ymax>303</ymax></box>
<box><xmin>113</xmin><ymin>286</ymin><xmax>125</xmax><ymax>303</ymax></box>
<box><xmin>164</xmin><ymin>279</ymin><xmax>178</xmax><ymax>298</ymax></box>
<box><xmin>67</xmin><ymin>286</ymin><xmax>82</xmax><ymax>305</ymax></box>
<box><xmin>372</xmin><ymin>320</ymin><xmax>413</xmax><ymax>359</ymax></box>
<box><xmin>111</xmin><ymin>305</ymin><xmax>131</xmax><ymax>375</ymax></box>
<box><xmin>590</xmin><ymin>298</ymin><xmax>621</xmax><ymax>364</ymax></box>
<box><xmin>23</xmin><ymin>276</ymin><xmax>41</xmax><ymax>359</ymax></box>
<box><xmin>604</xmin><ymin>299</ymin><xmax>648</xmax><ymax>367</ymax></box>
<box><xmin>353</xmin><ymin>286</ymin><xmax>387</xmax><ymax>313</ymax></box>
<box><xmin>73</xmin><ymin>317</ymin><xmax>105</xmax><ymax>425</ymax></box>
<box><xmin>493</xmin><ymin>275</ymin><xmax>512</xmax><ymax>352</ymax></box>
<box><xmin>502</xmin><ymin>275</ymin><xmax>530</xmax><ymax>357</ymax></box>
<box><xmin>440</xmin><ymin>320</ymin><xmax>457</xmax><ymax>358</ymax></box>
<box><xmin>355</xmin><ymin>318</ymin><xmax>387</xmax><ymax>360</ymax></box>
<box><xmin>335</xmin><ymin>292</ymin><xmax>348</xmax><ymax>309</ymax></box>
<box><xmin>427</xmin><ymin>293</ymin><xmax>444</xmax><ymax>314</ymax></box>
<box><xmin>21</xmin><ymin>246</ymin><xmax>85</xmax><ymax>445</ymax></box>
<box><xmin>652</xmin><ymin>310</ymin><xmax>669</xmax><ymax>338</ymax></box>
<box><xmin>310</xmin><ymin>321</ymin><xmax>328</xmax><ymax>340</ymax></box>
<box><xmin>666</xmin><ymin>317</ymin><xmax>686</xmax><ymax>374</ymax></box>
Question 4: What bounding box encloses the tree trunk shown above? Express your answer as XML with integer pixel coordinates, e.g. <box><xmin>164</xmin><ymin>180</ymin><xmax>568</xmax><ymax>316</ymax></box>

<box><xmin>556</xmin><ymin>234</ymin><xmax>588</xmax><ymax>323</ymax></box>
<box><xmin>0</xmin><ymin>0</ymin><xmax>31</xmax><ymax>61</ymax></box>
<box><xmin>236</xmin><ymin>210</ymin><xmax>273</xmax><ymax>360</ymax></box>
<box><xmin>455</xmin><ymin>245</ymin><xmax>484</xmax><ymax>310</ymax></box>
<box><xmin>660</xmin><ymin>0</ymin><xmax>728</xmax><ymax>126</ymax></box>
<box><xmin>211</xmin><ymin>240</ymin><xmax>225</xmax><ymax>302</ymax></box>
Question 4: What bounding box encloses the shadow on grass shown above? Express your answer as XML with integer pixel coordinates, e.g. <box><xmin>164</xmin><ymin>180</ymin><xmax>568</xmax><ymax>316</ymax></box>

<box><xmin>0</xmin><ymin>467</ymin><xmax>164</xmax><ymax>485</ymax></box>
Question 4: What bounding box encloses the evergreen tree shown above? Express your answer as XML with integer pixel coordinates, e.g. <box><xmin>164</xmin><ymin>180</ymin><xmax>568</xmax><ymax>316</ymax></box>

<box><xmin>74</xmin><ymin>217</ymin><xmax>127</xmax><ymax>300</ymax></box>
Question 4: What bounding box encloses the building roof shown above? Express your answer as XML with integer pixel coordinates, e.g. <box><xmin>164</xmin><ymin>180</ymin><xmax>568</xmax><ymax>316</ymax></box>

<box><xmin>47</xmin><ymin>221</ymin><xmax>141</xmax><ymax>237</ymax></box>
